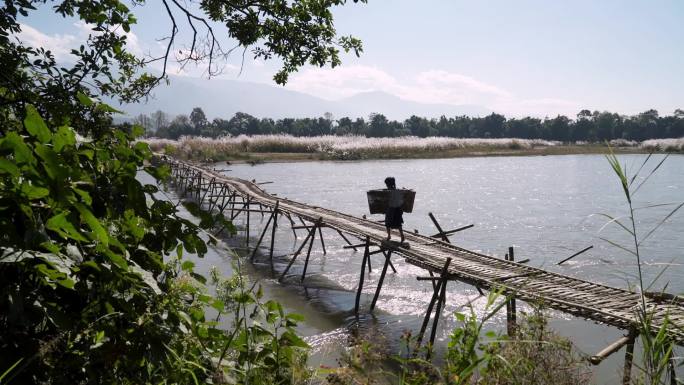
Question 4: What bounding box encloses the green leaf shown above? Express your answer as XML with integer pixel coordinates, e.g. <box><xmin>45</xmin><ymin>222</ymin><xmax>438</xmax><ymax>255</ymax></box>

<box><xmin>73</xmin><ymin>188</ymin><xmax>92</xmax><ymax>205</ymax></box>
<box><xmin>74</xmin><ymin>203</ymin><xmax>108</xmax><ymax>246</ymax></box>
<box><xmin>190</xmin><ymin>272</ymin><xmax>207</xmax><ymax>284</ymax></box>
<box><xmin>21</xmin><ymin>184</ymin><xmax>49</xmax><ymax>200</ymax></box>
<box><xmin>286</xmin><ymin>313</ymin><xmax>305</xmax><ymax>322</ymax></box>
<box><xmin>76</xmin><ymin>91</ymin><xmax>94</xmax><ymax>107</ymax></box>
<box><xmin>53</xmin><ymin>125</ymin><xmax>76</xmax><ymax>152</ymax></box>
<box><xmin>94</xmin><ymin>102</ymin><xmax>123</xmax><ymax>114</ymax></box>
<box><xmin>102</xmin><ymin>249</ymin><xmax>128</xmax><ymax>269</ymax></box>
<box><xmin>1</xmin><ymin>132</ymin><xmax>35</xmax><ymax>165</ymax></box>
<box><xmin>35</xmin><ymin>144</ymin><xmax>67</xmax><ymax>181</ymax></box>
<box><xmin>0</xmin><ymin>159</ymin><xmax>19</xmax><ymax>177</ymax></box>
<box><xmin>131</xmin><ymin>124</ymin><xmax>145</xmax><ymax>138</ymax></box>
<box><xmin>211</xmin><ymin>300</ymin><xmax>225</xmax><ymax>312</ymax></box>
<box><xmin>181</xmin><ymin>260</ymin><xmax>195</xmax><ymax>271</ymax></box>
<box><xmin>24</xmin><ymin>105</ymin><xmax>51</xmax><ymax>143</ymax></box>
<box><xmin>46</xmin><ymin>211</ymin><xmax>88</xmax><ymax>242</ymax></box>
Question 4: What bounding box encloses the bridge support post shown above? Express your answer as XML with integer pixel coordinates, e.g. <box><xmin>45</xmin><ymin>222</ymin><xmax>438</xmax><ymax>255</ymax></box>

<box><xmin>317</xmin><ymin>225</ymin><xmax>327</xmax><ymax>255</ymax></box>
<box><xmin>336</xmin><ymin>229</ymin><xmax>357</xmax><ymax>251</ymax></box>
<box><xmin>622</xmin><ymin>328</ymin><xmax>637</xmax><ymax>385</ymax></box>
<box><xmin>428</xmin><ymin>271</ymin><xmax>449</xmax><ymax>358</ymax></box>
<box><xmin>284</xmin><ymin>212</ymin><xmax>297</xmax><ymax>238</ymax></box>
<box><xmin>249</xmin><ymin>201</ymin><xmax>277</xmax><ymax>262</ymax></box>
<box><xmin>370</xmin><ymin>250</ymin><xmax>393</xmax><ymax>312</ymax></box>
<box><xmin>279</xmin><ymin>218</ymin><xmax>320</xmax><ymax>282</ymax></box>
<box><xmin>415</xmin><ymin>258</ymin><xmax>452</xmax><ymax>354</ymax></box>
<box><xmin>354</xmin><ymin>237</ymin><xmax>371</xmax><ymax>315</ymax></box>
<box><xmin>300</xmin><ymin>220</ymin><xmax>320</xmax><ymax>282</ymax></box>
<box><xmin>506</xmin><ymin>246</ymin><xmax>517</xmax><ymax>337</ymax></box>
<box><xmin>267</xmin><ymin>201</ymin><xmax>280</xmax><ymax>269</ymax></box>
<box><xmin>245</xmin><ymin>195</ymin><xmax>251</xmax><ymax>246</ymax></box>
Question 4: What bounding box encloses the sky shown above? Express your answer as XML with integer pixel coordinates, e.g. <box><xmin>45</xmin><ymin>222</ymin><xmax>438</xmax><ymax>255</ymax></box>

<box><xmin>16</xmin><ymin>0</ymin><xmax>684</xmax><ymax>118</ymax></box>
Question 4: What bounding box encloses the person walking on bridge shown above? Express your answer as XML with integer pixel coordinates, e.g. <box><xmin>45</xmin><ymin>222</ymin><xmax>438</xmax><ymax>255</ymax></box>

<box><xmin>384</xmin><ymin>177</ymin><xmax>405</xmax><ymax>243</ymax></box>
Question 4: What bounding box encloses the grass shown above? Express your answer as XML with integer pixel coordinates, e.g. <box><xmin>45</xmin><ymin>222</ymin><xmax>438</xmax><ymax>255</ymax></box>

<box><xmin>142</xmin><ymin>135</ymin><xmax>681</xmax><ymax>162</ymax></box>
<box><xmin>600</xmin><ymin>148</ymin><xmax>684</xmax><ymax>384</ymax></box>
<box><xmin>323</xmin><ymin>292</ymin><xmax>589</xmax><ymax>385</ymax></box>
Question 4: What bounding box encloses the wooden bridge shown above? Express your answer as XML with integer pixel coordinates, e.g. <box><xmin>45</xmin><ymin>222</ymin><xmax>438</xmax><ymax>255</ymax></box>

<box><xmin>162</xmin><ymin>157</ymin><xmax>684</xmax><ymax>377</ymax></box>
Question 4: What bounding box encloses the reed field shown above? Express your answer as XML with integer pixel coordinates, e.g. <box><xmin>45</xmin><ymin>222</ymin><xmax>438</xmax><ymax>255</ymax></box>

<box><xmin>143</xmin><ymin>135</ymin><xmax>683</xmax><ymax>161</ymax></box>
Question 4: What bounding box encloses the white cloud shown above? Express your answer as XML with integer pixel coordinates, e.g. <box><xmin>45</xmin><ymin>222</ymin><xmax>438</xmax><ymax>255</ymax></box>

<box><xmin>287</xmin><ymin>65</ymin><xmax>399</xmax><ymax>99</ymax></box>
<box><xmin>17</xmin><ymin>22</ymin><xmax>144</xmax><ymax>60</ymax></box>
<box><xmin>16</xmin><ymin>23</ymin><xmax>77</xmax><ymax>60</ymax></box>
<box><xmin>286</xmin><ymin>65</ymin><xmax>579</xmax><ymax>117</ymax></box>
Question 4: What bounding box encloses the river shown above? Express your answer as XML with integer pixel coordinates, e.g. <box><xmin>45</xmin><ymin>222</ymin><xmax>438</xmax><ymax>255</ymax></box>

<box><xmin>164</xmin><ymin>154</ymin><xmax>684</xmax><ymax>384</ymax></box>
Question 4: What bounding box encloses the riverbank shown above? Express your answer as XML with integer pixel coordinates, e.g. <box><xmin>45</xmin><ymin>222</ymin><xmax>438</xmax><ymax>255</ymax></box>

<box><xmin>143</xmin><ymin>135</ymin><xmax>684</xmax><ymax>163</ymax></box>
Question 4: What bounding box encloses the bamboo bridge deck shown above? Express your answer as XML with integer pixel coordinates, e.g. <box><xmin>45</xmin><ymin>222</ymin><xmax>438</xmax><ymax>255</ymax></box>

<box><xmin>163</xmin><ymin>157</ymin><xmax>684</xmax><ymax>346</ymax></box>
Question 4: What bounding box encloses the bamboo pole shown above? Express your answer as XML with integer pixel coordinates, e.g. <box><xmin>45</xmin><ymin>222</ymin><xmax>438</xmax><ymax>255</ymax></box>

<box><xmin>415</xmin><ymin>258</ymin><xmax>452</xmax><ymax>350</ymax></box>
<box><xmin>300</xmin><ymin>225</ymin><xmax>317</xmax><ymax>282</ymax></box>
<box><xmin>354</xmin><ymin>237</ymin><xmax>370</xmax><ymax>314</ymax></box>
<box><xmin>506</xmin><ymin>246</ymin><xmax>517</xmax><ymax>337</ymax></box>
<box><xmin>428</xmin><ymin>212</ymin><xmax>450</xmax><ymax>243</ymax></box>
<box><xmin>370</xmin><ymin>250</ymin><xmax>393</xmax><ymax>311</ymax></box>
<box><xmin>249</xmin><ymin>205</ymin><xmax>277</xmax><ymax>262</ymax></box>
<box><xmin>317</xmin><ymin>225</ymin><xmax>327</xmax><ymax>255</ymax></box>
<box><xmin>279</xmin><ymin>220</ymin><xmax>318</xmax><ymax>282</ymax></box>
<box><xmin>428</xmin><ymin>274</ymin><xmax>448</xmax><ymax>358</ymax></box>
<box><xmin>589</xmin><ymin>334</ymin><xmax>634</xmax><ymax>365</ymax></box>
<box><xmin>268</xmin><ymin>201</ymin><xmax>280</xmax><ymax>269</ymax></box>
<box><xmin>336</xmin><ymin>229</ymin><xmax>358</xmax><ymax>251</ymax></box>
<box><xmin>622</xmin><ymin>329</ymin><xmax>637</xmax><ymax>385</ymax></box>
<box><xmin>246</xmin><ymin>195</ymin><xmax>251</xmax><ymax>246</ymax></box>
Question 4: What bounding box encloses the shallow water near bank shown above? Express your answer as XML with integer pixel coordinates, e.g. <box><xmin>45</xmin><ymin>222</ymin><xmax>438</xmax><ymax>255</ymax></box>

<box><xmin>162</xmin><ymin>154</ymin><xmax>684</xmax><ymax>384</ymax></box>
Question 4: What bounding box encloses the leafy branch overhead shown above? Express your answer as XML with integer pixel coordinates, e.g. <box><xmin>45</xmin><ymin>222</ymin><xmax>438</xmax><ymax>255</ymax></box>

<box><xmin>164</xmin><ymin>0</ymin><xmax>365</xmax><ymax>84</ymax></box>
<box><xmin>0</xmin><ymin>0</ymin><xmax>363</xmax><ymax>382</ymax></box>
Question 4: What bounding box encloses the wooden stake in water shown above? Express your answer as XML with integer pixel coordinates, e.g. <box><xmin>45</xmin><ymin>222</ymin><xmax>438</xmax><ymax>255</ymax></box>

<box><xmin>370</xmin><ymin>250</ymin><xmax>393</xmax><ymax>311</ymax></box>
<box><xmin>354</xmin><ymin>237</ymin><xmax>370</xmax><ymax>315</ymax></box>
<box><xmin>506</xmin><ymin>246</ymin><xmax>517</xmax><ymax>337</ymax></box>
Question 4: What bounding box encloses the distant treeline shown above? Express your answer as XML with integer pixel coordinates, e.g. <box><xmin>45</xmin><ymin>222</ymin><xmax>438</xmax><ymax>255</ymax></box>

<box><xmin>134</xmin><ymin>107</ymin><xmax>684</xmax><ymax>141</ymax></box>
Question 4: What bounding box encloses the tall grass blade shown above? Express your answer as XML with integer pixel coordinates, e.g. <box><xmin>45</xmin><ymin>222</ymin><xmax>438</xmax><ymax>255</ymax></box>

<box><xmin>0</xmin><ymin>358</ymin><xmax>23</xmax><ymax>383</ymax></box>
<box><xmin>645</xmin><ymin>261</ymin><xmax>675</xmax><ymax>292</ymax></box>
<box><xmin>629</xmin><ymin>153</ymin><xmax>653</xmax><ymax>186</ymax></box>
<box><xmin>632</xmin><ymin>153</ymin><xmax>670</xmax><ymax>196</ymax></box>
<box><xmin>595</xmin><ymin>213</ymin><xmax>635</xmax><ymax>236</ymax></box>
<box><xmin>638</xmin><ymin>201</ymin><xmax>684</xmax><ymax>246</ymax></box>
<box><xmin>598</xmin><ymin>237</ymin><xmax>638</xmax><ymax>257</ymax></box>
<box><xmin>633</xmin><ymin>202</ymin><xmax>680</xmax><ymax>211</ymax></box>
<box><xmin>605</xmin><ymin>150</ymin><xmax>631</xmax><ymax>203</ymax></box>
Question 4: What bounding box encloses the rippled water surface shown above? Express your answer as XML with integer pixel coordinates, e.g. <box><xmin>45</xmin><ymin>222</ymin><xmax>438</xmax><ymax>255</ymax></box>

<box><xmin>179</xmin><ymin>154</ymin><xmax>683</xmax><ymax>384</ymax></box>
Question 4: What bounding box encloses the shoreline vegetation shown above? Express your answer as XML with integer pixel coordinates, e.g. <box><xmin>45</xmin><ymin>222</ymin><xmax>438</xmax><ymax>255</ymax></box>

<box><xmin>143</xmin><ymin>135</ymin><xmax>684</xmax><ymax>163</ymax></box>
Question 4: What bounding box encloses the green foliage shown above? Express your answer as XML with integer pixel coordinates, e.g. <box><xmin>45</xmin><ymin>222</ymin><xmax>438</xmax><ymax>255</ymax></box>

<box><xmin>479</xmin><ymin>308</ymin><xmax>590</xmax><ymax>385</ymax></box>
<box><xmin>1</xmin><ymin>0</ymin><xmax>363</xmax><ymax>381</ymax></box>
<box><xmin>440</xmin><ymin>291</ymin><xmax>508</xmax><ymax>384</ymax></box>
<box><xmin>210</xmin><ymin>266</ymin><xmax>312</xmax><ymax>385</ymax></box>
<box><xmin>1</xmin><ymin>93</ymin><xmax>207</xmax><ymax>382</ymax></box>
<box><xmin>324</xmin><ymin>292</ymin><xmax>587</xmax><ymax>385</ymax></box>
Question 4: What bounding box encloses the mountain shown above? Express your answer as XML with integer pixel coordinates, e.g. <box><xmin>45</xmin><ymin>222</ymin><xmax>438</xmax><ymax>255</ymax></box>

<box><xmin>118</xmin><ymin>76</ymin><xmax>490</xmax><ymax>121</ymax></box>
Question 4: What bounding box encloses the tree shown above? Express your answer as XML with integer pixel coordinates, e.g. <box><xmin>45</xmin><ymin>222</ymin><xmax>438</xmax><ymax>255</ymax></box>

<box><xmin>151</xmin><ymin>110</ymin><xmax>169</xmax><ymax>134</ymax></box>
<box><xmin>546</xmin><ymin>115</ymin><xmax>571</xmax><ymax>141</ymax></box>
<box><xmin>133</xmin><ymin>113</ymin><xmax>154</xmax><ymax>136</ymax></box>
<box><xmin>367</xmin><ymin>113</ymin><xmax>391</xmax><ymax>137</ymax></box>
<box><xmin>405</xmin><ymin>115</ymin><xmax>431</xmax><ymax>137</ymax></box>
<box><xmin>482</xmin><ymin>113</ymin><xmax>506</xmax><ymax>138</ymax></box>
<box><xmin>189</xmin><ymin>107</ymin><xmax>208</xmax><ymax>129</ymax></box>
<box><xmin>0</xmin><ymin>0</ymin><xmax>365</xmax><ymax>382</ymax></box>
